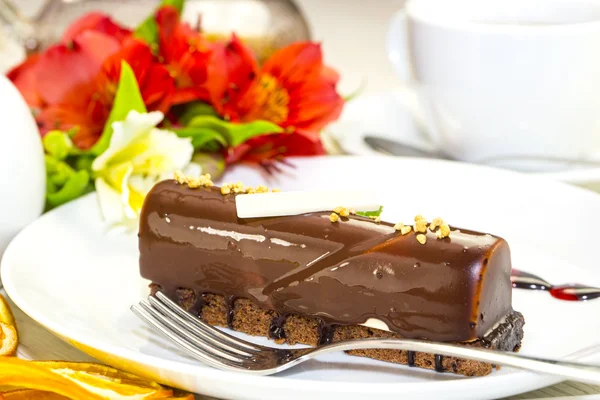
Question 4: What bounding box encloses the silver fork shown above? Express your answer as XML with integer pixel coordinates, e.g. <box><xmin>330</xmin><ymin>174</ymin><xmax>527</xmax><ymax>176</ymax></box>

<box><xmin>131</xmin><ymin>292</ymin><xmax>600</xmax><ymax>383</ymax></box>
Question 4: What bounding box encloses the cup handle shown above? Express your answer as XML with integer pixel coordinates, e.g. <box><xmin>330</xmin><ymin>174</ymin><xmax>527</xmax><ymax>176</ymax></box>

<box><xmin>386</xmin><ymin>9</ymin><xmax>442</xmax><ymax>150</ymax></box>
<box><xmin>387</xmin><ymin>10</ymin><xmax>410</xmax><ymax>81</ymax></box>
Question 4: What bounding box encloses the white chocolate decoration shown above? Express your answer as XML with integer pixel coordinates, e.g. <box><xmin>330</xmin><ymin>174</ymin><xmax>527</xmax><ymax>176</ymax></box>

<box><xmin>235</xmin><ymin>190</ymin><xmax>381</xmax><ymax>219</ymax></box>
<box><xmin>360</xmin><ymin>318</ymin><xmax>391</xmax><ymax>332</ymax></box>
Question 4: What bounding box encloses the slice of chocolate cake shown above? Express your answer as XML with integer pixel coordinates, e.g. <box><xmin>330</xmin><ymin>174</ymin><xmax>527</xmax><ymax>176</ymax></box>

<box><xmin>139</xmin><ymin>177</ymin><xmax>524</xmax><ymax>376</ymax></box>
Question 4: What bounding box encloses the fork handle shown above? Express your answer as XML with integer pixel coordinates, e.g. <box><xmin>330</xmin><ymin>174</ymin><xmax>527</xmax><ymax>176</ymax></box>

<box><xmin>295</xmin><ymin>338</ymin><xmax>600</xmax><ymax>384</ymax></box>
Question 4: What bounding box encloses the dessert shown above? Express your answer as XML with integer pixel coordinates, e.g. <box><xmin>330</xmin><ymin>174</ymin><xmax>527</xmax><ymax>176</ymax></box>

<box><xmin>139</xmin><ymin>177</ymin><xmax>525</xmax><ymax>376</ymax></box>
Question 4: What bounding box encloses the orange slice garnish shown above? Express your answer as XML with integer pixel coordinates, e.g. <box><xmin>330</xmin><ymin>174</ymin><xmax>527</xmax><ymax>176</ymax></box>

<box><xmin>0</xmin><ymin>358</ymin><xmax>194</xmax><ymax>399</ymax></box>
<box><xmin>0</xmin><ymin>323</ymin><xmax>18</xmax><ymax>357</ymax></box>
<box><xmin>0</xmin><ymin>295</ymin><xmax>16</xmax><ymax>327</ymax></box>
<box><xmin>0</xmin><ymin>294</ymin><xmax>18</xmax><ymax>356</ymax></box>
<box><xmin>1</xmin><ymin>389</ymin><xmax>69</xmax><ymax>399</ymax></box>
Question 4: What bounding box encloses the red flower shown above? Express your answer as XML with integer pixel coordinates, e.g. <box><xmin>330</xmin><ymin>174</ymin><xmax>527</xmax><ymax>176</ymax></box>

<box><xmin>36</xmin><ymin>31</ymin><xmax>122</xmax><ymax>107</ymax></box>
<box><xmin>225</xmin><ymin>132</ymin><xmax>325</xmax><ymax>164</ymax></box>
<box><xmin>37</xmin><ymin>38</ymin><xmax>174</xmax><ymax>148</ymax></box>
<box><xmin>6</xmin><ymin>53</ymin><xmax>43</xmax><ymax>108</ymax></box>
<box><xmin>61</xmin><ymin>12</ymin><xmax>132</xmax><ymax>44</ymax></box>
<box><xmin>155</xmin><ymin>6</ymin><xmax>211</xmax><ymax>105</ymax></box>
<box><xmin>209</xmin><ymin>39</ymin><xmax>343</xmax><ymax>162</ymax></box>
<box><xmin>206</xmin><ymin>34</ymin><xmax>259</xmax><ymax>118</ymax></box>
<box><xmin>8</xmin><ymin>9</ymin><xmax>344</xmax><ymax>163</ymax></box>
<box><xmin>8</xmin><ymin>12</ymin><xmax>175</xmax><ymax>148</ymax></box>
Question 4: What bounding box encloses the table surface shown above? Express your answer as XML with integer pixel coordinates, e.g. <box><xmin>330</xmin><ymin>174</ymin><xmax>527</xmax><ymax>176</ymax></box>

<box><xmin>5</xmin><ymin>1</ymin><xmax>600</xmax><ymax>398</ymax></box>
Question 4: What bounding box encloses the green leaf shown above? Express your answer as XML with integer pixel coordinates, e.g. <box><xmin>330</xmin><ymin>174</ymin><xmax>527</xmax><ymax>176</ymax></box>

<box><xmin>134</xmin><ymin>19</ymin><xmax>158</xmax><ymax>44</ymax></box>
<box><xmin>357</xmin><ymin>206</ymin><xmax>383</xmax><ymax>217</ymax></box>
<box><xmin>173</xmin><ymin>126</ymin><xmax>227</xmax><ymax>150</ymax></box>
<box><xmin>46</xmin><ymin>170</ymin><xmax>91</xmax><ymax>208</ymax></box>
<box><xmin>191</xmin><ymin>153</ymin><xmax>226</xmax><ymax>180</ymax></box>
<box><xmin>90</xmin><ymin>61</ymin><xmax>147</xmax><ymax>156</ymax></box>
<box><xmin>175</xmin><ymin>102</ymin><xmax>218</xmax><ymax>126</ymax></box>
<box><xmin>134</xmin><ymin>0</ymin><xmax>185</xmax><ymax>44</ymax></box>
<box><xmin>186</xmin><ymin>116</ymin><xmax>284</xmax><ymax>147</ymax></box>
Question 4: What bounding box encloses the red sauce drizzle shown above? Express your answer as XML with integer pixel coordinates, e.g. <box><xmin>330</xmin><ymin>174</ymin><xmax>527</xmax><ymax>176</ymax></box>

<box><xmin>511</xmin><ymin>269</ymin><xmax>600</xmax><ymax>301</ymax></box>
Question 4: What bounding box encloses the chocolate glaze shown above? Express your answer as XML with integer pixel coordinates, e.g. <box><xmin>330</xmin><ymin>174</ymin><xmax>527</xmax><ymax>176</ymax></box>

<box><xmin>139</xmin><ymin>181</ymin><xmax>515</xmax><ymax>342</ymax></box>
<box><xmin>407</xmin><ymin>351</ymin><xmax>416</xmax><ymax>367</ymax></box>
<box><xmin>434</xmin><ymin>354</ymin><xmax>444</xmax><ymax>372</ymax></box>
<box><xmin>269</xmin><ymin>315</ymin><xmax>287</xmax><ymax>340</ymax></box>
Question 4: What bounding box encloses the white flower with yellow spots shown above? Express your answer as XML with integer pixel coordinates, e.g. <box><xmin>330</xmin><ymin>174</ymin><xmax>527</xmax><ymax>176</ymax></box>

<box><xmin>92</xmin><ymin>110</ymin><xmax>195</xmax><ymax>225</ymax></box>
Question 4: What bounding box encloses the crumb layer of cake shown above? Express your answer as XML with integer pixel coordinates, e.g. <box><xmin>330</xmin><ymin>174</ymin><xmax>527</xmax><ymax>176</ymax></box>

<box><xmin>151</xmin><ymin>285</ymin><xmax>525</xmax><ymax>377</ymax></box>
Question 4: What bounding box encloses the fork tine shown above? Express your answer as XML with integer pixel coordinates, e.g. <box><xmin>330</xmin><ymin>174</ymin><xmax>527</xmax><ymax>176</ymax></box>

<box><xmin>147</xmin><ymin>296</ymin><xmax>257</xmax><ymax>357</ymax></box>
<box><xmin>138</xmin><ymin>300</ymin><xmax>251</xmax><ymax>363</ymax></box>
<box><xmin>154</xmin><ymin>292</ymin><xmax>263</xmax><ymax>352</ymax></box>
<box><xmin>131</xmin><ymin>304</ymin><xmax>247</xmax><ymax>371</ymax></box>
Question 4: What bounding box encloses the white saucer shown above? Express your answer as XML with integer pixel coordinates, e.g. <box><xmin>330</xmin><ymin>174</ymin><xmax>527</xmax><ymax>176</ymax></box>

<box><xmin>327</xmin><ymin>90</ymin><xmax>600</xmax><ymax>191</ymax></box>
<box><xmin>3</xmin><ymin>156</ymin><xmax>600</xmax><ymax>400</ymax></box>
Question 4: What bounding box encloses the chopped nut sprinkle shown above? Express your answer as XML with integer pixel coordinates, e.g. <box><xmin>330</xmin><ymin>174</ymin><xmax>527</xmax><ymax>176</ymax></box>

<box><xmin>429</xmin><ymin>217</ymin><xmax>444</xmax><ymax>231</ymax></box>
<box><xmin>256</xmin><ymin>185</ymin><xmax>269</xmax><ymax>193</ymax></box>
<box><xmin>229</xmin><ymin>182</ymin><xmax>244</xmax><ymax>193</ymax></box>
<box><xmin>329</xmin><ymin>213</ymin><xmax>340</xmax><ymax>222</ymax></box>
<box><xmin>174</xmin><ymin>170</ymin><xmax>187</xmax><ymax>184</ymax></box>
<box><xmin>438</xmin><ymin>223</ymin><xmax>451</xmax><ymax>239</ymax></box>
<box><xmin>394</xmin><ymin>222</ymin><xmax>411</xmax><ymax>234</ymax></box>
<box><xmin>219</xmin><ymin>183</ymin><xmax>279</xmax><ymax>195</ymax></box>
<box><xmin>369</xmin><ymin>215</ymin><xmax>381</xmax><ymax>223</ymax></box>
<box><xmin>174</xmin><ymin>171</ymin><xmax>213</xmax><ymax>188</ymax></box>
<box><xmin>416</xmin><ymin>234</ymin><xmax>427</xmax><ymax>245</ymax></box>
<box><xmin>414</xmin><ymin>218</ymin><xmax>428</xmax><ymax>233</ymax></box>
<box><xmin>349</xmin><ymin>208</ymin><xmax>357</xmax><ymax>215</ymax></box>
<box><xmin>334</xmin><ymin>206</ymin><xmax>350</xmax><ymax>217</ymax></box>
<box><xmin>271</xmin><ymin>188</ymin><xmax>281</xmax><ymax>192</ymax></box>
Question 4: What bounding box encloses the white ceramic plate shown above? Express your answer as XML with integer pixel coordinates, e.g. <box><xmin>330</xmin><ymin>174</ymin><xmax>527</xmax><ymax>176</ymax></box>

<box><xmin>327</xmin><ymin>90</ymin><xmax>600</xmax><ymax>191</ymax></box>
<box><xmin>3</xmin><ymin>156</ymin><xmax>600</xmax><ymax>400</ymax></box>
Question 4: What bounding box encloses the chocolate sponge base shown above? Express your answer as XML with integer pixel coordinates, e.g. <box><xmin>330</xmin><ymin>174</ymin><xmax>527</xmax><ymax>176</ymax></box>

<box><xmin>151</xmin><ymin>284</ymin><xmax>525</xmax><ymax>377</ymax></box>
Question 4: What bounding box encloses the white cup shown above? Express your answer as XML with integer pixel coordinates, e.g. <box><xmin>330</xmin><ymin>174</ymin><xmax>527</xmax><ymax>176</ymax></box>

<box><xmin>388</xmin><ymin>0</ymin><xmax>600</xmax><ymax>172</ymax></box>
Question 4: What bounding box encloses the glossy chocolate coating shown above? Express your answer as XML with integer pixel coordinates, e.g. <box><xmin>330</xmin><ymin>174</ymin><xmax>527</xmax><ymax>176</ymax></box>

<box><xmin>139</xmin><ymin>180</ymin><xmax>514</xmax><ymax>342</ymax></box>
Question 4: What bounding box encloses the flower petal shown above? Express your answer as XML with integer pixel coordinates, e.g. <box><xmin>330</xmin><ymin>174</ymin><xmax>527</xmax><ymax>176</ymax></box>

<box><xmin>130</xmin><ymin>128</ymin><xmax>193</xmax><ymax>175</ymax></box>
<box><xmin>61</xmin><ymin>12</ymin><xmax>132</xmax><ymax>44</ymax></box>
<box><xmin>182</xmin><ymin>162</ymin><xmax>203</xmax><ymax>178</ymax></box>
<box><xmin>95</xmin><ymin>177</ymin><xmax>127</xmax><ymax>225</ymax></box>
<box><xmin>206</xmin><ymin>34</ymin><xmax>259</xmax><ymax>118</ymax></box>
<box><xmin>225</xmin><ymin>130</ymin><xmax>324</xmax><ymax>164</ymax></box>
<box><xmin>262</xmin><ymin>42</ymin><xmax>324</xmax><ymax>90</ymax></box>
<box><xmin>92</xmin><ymin>110</ymin><xmax>164</xmax><ymax>171</ymax></box>
<box><xmin>118</xmin><ymin>164</ymin><xmax>137</xmax><ymax>219</ymax></box>
<box><xmin>99</xmin><ymin>38</ymin><xmax>175</xmax><ymax>113</ymax></box>
<box><xmin>127</xmin><ymin>174</ymin><xmax>162</xmax><ymax>214</ymax></box>
<box><xmin>156</xmin><ymin>5</ymin><xmax>211</xmax><ymax>104</ymax></box>
<box><xmin>35</xmin><ymin>31</ymin><xmax>121</xmax><ymax>105</ymax></box>
<box><xmin>7</xmin><ymin>54</ymin><xmax>43</xmax><ymax>108</ymax></box>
